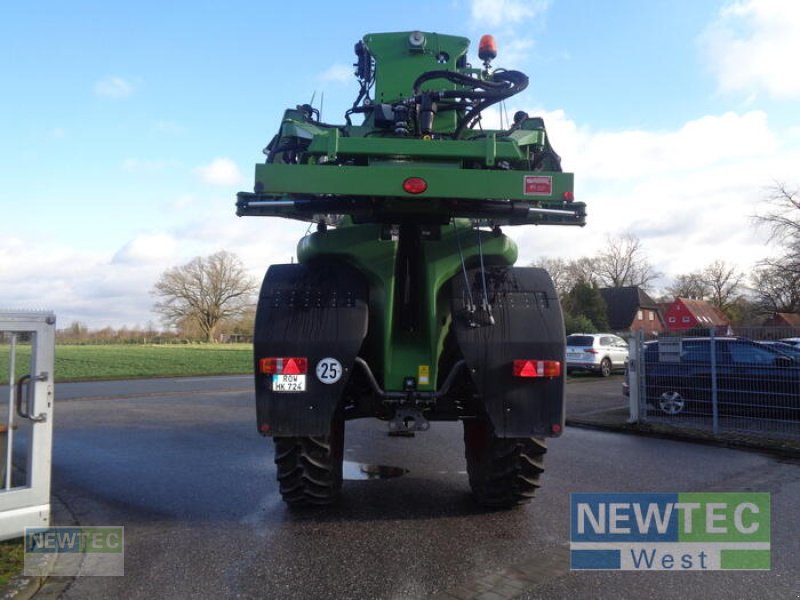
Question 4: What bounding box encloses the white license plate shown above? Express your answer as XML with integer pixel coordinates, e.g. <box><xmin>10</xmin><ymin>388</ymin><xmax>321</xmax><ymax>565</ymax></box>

<box><xmin>567</xmin><ymin>352</ymin><xmax>581</xmax><ymax>359</ymax></box>
<box><xmin>272</xmin><ymin>374</ymin><xmax>306</xmax><ymax>392</ymax></box>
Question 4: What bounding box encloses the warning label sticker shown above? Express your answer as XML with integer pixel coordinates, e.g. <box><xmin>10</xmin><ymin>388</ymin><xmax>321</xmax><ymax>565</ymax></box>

<box><xmin>418</xmin><ymin>365</ymin><xmax>430</xmax><ymax>385</ymax></box>
<box><xmin>524</xmin><ymin>175</ymin><xmax>553</xmax><ymax>196</ymax></box>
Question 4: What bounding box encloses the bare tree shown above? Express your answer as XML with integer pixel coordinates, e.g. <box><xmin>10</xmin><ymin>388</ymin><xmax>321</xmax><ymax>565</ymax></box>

<box><xmin>755</xmin><ymin>182</ymin><xmax>800</xmax><ymax>256</ymax></box>
<box><xmin>565</xmin><ymin>257</ymin><xmax>601</xmax><ymax>288</ymax></box>
<box><xmin>754</xmin><ymin>182</ymin><xmax>800</xmax><ymax>277</ymax></box>
<box><xmin>530</xmin><ymin>256</ymin><xmax>571</xmax><ymax>297</ymax></box>
<box><xmin>750</xmin><ymin>265</ymin><xmax>800</xmax><ymax>315</ymax></box>
<box><xmin>703</xmin><ymin>260</ymin><xmax>744</xmax><ymax>312</ymax></box>
<box><xmin>666</xmin><ymin>271</ymin><xmax>709</xmax><ymax>300</ymax></box>
<box><xmin>530</xmin><ymin>256</ymin><xmax>604</xmax><ymax>297</ymax></box>
<box><xmin>666</xmin><ymin>261</ymin><xmax>743</xmax><ymax>316</ymax></box>
<box><xmin>152</xmin><ymin>251</ymin><xmax>258</xmax><ymax>342</ymax></box>
<box><xmin>750</xmin><ymin>182</ymin><xmax>800</xmax><ymax>315</ymax></box>
<box><xmin>594</xmin><ymin>233</ymin><xmax>660</xmax><ymax>290</ymax></box>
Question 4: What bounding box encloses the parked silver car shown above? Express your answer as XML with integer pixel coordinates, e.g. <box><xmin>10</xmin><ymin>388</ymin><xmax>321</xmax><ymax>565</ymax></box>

<box><xmin>566</xmin><ymin>333</ymin><xmax>629</xmax><ymax>377</ymax></box>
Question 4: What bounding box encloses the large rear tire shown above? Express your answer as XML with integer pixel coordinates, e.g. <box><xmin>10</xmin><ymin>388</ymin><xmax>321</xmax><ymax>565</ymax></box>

<box><xmin>273</xmin><ymin>410</ymin><xmax>345</xmax><ymax>506</ymax></box>
<box><xmin>463</xmin><ymin>419</ymin><xmax>546</xmax><ymax>509</ymax></box>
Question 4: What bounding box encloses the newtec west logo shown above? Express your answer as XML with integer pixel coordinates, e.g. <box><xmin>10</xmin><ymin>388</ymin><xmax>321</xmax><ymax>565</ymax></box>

<box><xmin>26</xmin><ymin>527</ymin><xmax>123</xmax><ymax>554</ymax></box>
<box><xmin>24</xmin><ymin>527</ymin><xmax>125</xmax><ymax>577</ymax></box>
<box><xmin>570</xmin><ymin>493</ymin><xmax>770</xmax><ymax>571</ymax></box>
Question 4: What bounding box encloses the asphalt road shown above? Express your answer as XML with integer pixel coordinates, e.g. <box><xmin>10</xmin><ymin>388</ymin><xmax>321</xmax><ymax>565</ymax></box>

<box><xmin>34</xmin><ymin>376</ymin><xmax>800</xmax><ymax>599</ymax></box>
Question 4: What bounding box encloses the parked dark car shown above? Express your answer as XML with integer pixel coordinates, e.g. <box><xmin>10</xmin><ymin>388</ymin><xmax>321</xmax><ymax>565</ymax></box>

<box><xmin>759</xmin><ymin>340</ymin><xmax>800</xmax><ymax>359</ymax></box>
<box><xmin>780</xmin><ymin>337</ymin><xmax>800</xmax><ymax>349</ymax></box>
<box><xmin>638</xmin><ymin>337</ymin><xmax>800</xmax><ymax>419</ymax></box>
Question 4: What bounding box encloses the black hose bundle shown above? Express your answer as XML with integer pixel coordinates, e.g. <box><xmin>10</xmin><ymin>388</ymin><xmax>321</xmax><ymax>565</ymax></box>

<box><xmin>411</xmin><ymin>69</ymin><xmax>529</xmax><ymax>139</ymax></box>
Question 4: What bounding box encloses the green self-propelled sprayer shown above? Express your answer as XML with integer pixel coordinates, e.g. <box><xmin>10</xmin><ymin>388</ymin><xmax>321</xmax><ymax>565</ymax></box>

<box><xmin>237</xmin><ymin>31</ymin><xmax>585</xmax><ymax>508</ymax></box>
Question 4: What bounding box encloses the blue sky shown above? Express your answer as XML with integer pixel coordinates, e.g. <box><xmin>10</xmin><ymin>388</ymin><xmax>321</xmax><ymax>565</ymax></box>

<box><xmin>2</xmin><ymin>0</ymin><xmax>799</xmax><ymax>328</ymax></box>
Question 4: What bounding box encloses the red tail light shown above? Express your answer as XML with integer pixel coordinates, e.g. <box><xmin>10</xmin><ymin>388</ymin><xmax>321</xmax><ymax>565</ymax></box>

<box><xmin>513</xmin><ymin>360</ymin><xmax>561</xmax><ymax>378</ymax></box>
<box><xmin>563</xmin><ymin>191</ymin><xmax>575</xmax><ymax>202</ymax></box>
<box><xmin>402</xmin><ymin>177</ymin><xmax>428</xmax><ymax>194</ymax></box>
<box><xmin>584</xmin><ymin>348</ymin><xmax>598</xmax><ymax>354</ymax></box>
<box><xmin>259</xmin><ymin>357</ymin><xmax>308</xmax><ymax>375</ymax></box>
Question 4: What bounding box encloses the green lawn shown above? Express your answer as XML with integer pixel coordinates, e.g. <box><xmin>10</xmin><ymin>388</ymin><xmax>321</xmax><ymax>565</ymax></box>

<box><xmin>0</xmin><ymin>343</ymin><xmax>253</xmax><ymax>384</ymax></box>
<box><xmin>0</xmin><ymin>539</ymin><xmax>23</xmax><ymax>587</ymax></box>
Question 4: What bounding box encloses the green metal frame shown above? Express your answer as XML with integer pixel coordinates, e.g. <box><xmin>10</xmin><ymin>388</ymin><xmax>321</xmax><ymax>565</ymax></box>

<box><xmin>254</xmin><ymin>163</ymin><xmax>573</xmax><ymax>202</ymax></box>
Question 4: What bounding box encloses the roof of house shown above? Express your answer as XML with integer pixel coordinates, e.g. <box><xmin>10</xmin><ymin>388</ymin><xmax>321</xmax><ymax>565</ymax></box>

<box><xmin>673</xmin><ymin>297</ymin><xmax>730</xmax><ymax>326</ymax></box>
<box><xmin>599</xmin><ymin>286</ymin><xmax>661</xmax><ymax>330</ymax></box>
<box><xmin>766</xmin><ymin>312</ymin><xmax>800</xmax><ymax>326</ymax></box>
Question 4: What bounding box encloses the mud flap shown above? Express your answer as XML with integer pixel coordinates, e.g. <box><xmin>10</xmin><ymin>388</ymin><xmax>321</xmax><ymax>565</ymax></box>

<box><xmin>253</xmin><ymin>260</ymin><xmax>368</xmax><ymax>436</ymax></box>
<box><xmin>450</xmin><ymin>267</ymin><xmax>565</xmax><ymax>438</ymax></box>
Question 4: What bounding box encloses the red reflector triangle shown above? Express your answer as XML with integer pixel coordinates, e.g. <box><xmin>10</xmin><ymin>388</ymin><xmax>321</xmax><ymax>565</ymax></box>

<box><xmin>283</xmin><ymin>358</ymin><xmax>301</xmax><ymax>375</ymax></box>
<box><xmin>519</xmin><ymin>360</ymin><xmax>538</xmax><ymax>377</ymax></box>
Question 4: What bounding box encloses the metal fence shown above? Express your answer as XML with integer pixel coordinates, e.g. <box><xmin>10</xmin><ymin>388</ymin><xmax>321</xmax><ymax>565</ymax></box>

<box><xmin>628</xmin><ymin>329</ymin><xmax>800</xmax><ymax>441</ymax></box>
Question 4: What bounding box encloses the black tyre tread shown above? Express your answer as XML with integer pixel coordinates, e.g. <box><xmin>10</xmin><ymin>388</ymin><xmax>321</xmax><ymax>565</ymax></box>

<box><xmin>274</xmin><ymin>431</ymin><xmax>343</xmax><ymax>506</ymax></box>
<box><xmin>464</xmin><ymin>422</ymin><xmax>547</xmax><ymax>509</ymax></box>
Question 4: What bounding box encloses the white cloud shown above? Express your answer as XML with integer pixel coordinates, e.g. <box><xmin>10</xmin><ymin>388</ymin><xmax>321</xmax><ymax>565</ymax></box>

<box><xmin>509</xmin><ymin>105</ymin><xmax>799</xmax><ymax>286</ymax></box>
<box><xmin>470</xmin><ymin>0</ymin><xmax>550</xmax><ymax>28</ymax></box>
<box><xmin>194</xmin><ymin>158</ymin><xmax>243</xmax><ymax>186</ymax></box>
<box><xmin>0</xmin><ymin>241</ymin><xmax>162</xmax><ymax>329</ymax></box>
<box><xmin>112</xmin><ymin>233</ymin><xmax>178</xmax><ymax>265</ymax></box>
<box><xmin>319</xmin><ymin>64</ymin><xmax>353</xmax><ymax>83</ymax></box>
<box><xmin>93</xmin><ymin>76</ymin><xmax>134</xmax><ymax>98</ymax></box>
<box><xmin>494</xmin><ymin>37</ymin><xmax>535</xmax><ymax>69</ymax></box>
<box><xmin>0</xmin><ymin>237</ymin><xmax>25</xmax><ymax>273</ymax></box>
<box><xmin>565</xmin><ymin>111</ymin><xmax>777</xmax><ymax>181</ymax></box>
<box><xmin>700</xmin><ymin>0</ymin><xmax>800</xmax><ymax>99</ymax></box>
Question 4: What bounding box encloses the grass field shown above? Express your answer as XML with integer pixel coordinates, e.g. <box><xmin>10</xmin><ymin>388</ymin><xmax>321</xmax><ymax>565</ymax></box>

<box><xmin>0</xmin><ymin>539</ymin><xmax>23</xmax><ymax>587</ymax></box>
<box><xmin>0</xmin><ymin>343</ymin><xmax>253</xmax><ymax>384</ymax></box>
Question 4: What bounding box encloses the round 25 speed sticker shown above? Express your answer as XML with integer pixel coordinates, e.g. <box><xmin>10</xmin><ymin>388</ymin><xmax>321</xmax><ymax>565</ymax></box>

<box><xmin>316</xmin><ymin>358</ymin><xmax>343</xmax><ymax>384</ymax></box>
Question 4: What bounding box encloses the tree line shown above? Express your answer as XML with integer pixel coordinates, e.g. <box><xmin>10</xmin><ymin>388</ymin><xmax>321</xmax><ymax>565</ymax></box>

<box><xmin>533</xmin><ymin>182</ymin><xmax>800</xmax><ymax>333</ymax></box>
<box><xmin>63</xmin><ymin>182</ymin><xmax>799</xmax><ymax>343</ymax></box>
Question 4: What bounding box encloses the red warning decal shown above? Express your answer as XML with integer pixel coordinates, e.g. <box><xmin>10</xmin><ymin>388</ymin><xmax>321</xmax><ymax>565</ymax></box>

<box><xmin>523</xmin><ymin>175</ymin><xmax>553</xmax><ymax>196</ymax></box>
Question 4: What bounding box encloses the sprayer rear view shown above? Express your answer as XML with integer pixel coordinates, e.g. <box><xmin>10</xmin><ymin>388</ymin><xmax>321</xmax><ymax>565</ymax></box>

<box><xmin>236</xmin><ymin>31</ymin><xmax>585</xmax><ymax>508</ymax></box>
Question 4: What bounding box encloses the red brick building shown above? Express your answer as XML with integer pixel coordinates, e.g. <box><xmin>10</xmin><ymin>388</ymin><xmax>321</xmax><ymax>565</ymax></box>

<box><xmin>663</xmin><ymin>297</ymin><xmax>730</xmax><ymax>332</ymax></box>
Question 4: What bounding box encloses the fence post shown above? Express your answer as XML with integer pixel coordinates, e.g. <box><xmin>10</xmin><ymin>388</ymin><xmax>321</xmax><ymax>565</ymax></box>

<box><xmin>628</xmin><ymin>330</ymin><xmax>642</xmax><ymax>423</ymax></box>
<box><xmin>710</xmin><ymin>328</ymin><xmax>719</xmax><ymax>434</ymax></box>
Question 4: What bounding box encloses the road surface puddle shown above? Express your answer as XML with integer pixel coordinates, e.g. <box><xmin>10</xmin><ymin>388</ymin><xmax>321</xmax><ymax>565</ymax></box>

<box><xmin>342</xmin><ymin>461</ymin><xmax>408</xmax><ymax>480</ymax></box>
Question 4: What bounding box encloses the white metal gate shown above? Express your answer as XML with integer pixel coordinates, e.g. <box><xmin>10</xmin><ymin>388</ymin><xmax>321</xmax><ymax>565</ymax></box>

<box><xmin>0</xmin><ymin>311</ymin><xmax>55</xmax><ymax>541</ymax></box>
